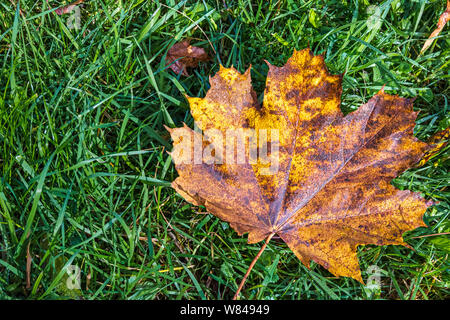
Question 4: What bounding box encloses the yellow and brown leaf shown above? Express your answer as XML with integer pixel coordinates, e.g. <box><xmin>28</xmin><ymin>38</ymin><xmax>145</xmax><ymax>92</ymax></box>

<box><xmin>168</xmin><ymin>48</ymin><xmax>433</xmax><ymax>282</ymax></box>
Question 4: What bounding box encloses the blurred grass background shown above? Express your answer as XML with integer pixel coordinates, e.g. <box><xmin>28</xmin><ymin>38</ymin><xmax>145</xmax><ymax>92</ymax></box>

<box><xmin>0</xmin><ymin>0</ymin><xmax>448</xmax><ymax>299</ymax></box>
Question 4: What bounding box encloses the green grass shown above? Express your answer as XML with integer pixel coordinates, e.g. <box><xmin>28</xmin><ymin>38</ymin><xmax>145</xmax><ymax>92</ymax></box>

<box><xmin>0</xmin><ymin>0</ymin><xmax>449</xmax><ymax>300</ymax></box>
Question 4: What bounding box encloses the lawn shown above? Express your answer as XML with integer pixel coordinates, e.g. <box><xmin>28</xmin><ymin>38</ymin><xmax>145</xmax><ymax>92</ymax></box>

<box><xmin>0</xmin><ymin>0</ymin><xmax>449</xmax><ymax>300</ymax></box>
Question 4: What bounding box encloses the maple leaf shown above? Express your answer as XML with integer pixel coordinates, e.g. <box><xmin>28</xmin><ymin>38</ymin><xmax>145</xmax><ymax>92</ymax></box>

<box><xmin>166</xmin><ymin>40</ymin><xmax>209</xmax><ymax>76</ymax></box>
<box><xmin>421</xmin><ymin>0</ymin><xmax>450</xmax><ymax>54</ymax></box>
<box><xmin>168</xmin><ymin>48</ymin><xmax>433</xmax><ymax>293</ymax></box>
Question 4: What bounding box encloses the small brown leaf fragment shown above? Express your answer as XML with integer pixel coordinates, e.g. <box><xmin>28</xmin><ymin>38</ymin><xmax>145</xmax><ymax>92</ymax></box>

<box><xmin>26</xmin><ymin>240</ymin><xmax>32</xmax><ymax>289</ymax></box>
<box><xmin>169</xmin><ymin>48</ymin><xmax>433</xmax><ymax>284</ymax></box>
<box><xmin>421</xmin><ymin>0</ymin><xmax>450</xmax><ymax>54</ymax></box>
<box><xmin>46</xmin><ymin>0</ymin><xmax>84</xmax><ymax>15</ymax></box>
<box><xmin>166</xmin><ymin>40</ymin><xmax>209</xmax><ymax>76</ymax></box>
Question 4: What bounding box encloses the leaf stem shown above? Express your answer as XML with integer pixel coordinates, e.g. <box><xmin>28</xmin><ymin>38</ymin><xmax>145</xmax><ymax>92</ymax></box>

<box><xmin>233</xmin><ymin>233</ymin><xmax>275</xmax><ymax>300</ymax></box>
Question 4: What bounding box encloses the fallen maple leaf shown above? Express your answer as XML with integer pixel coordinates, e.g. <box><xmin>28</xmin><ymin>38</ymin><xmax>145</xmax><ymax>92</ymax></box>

<box><xmin>168</xmin><ymin>48</ymin><xmax>433</xmax><ymax>297</ymax></box>
<box><xmin>421</xmin><ymin>0</ymin><xmax>450</xmax><ymax>54</ymax></box>
<box><xmin>166</xmin><ymin>40</ymin><xmax>209</xmax><ymax>76</ymax></box>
